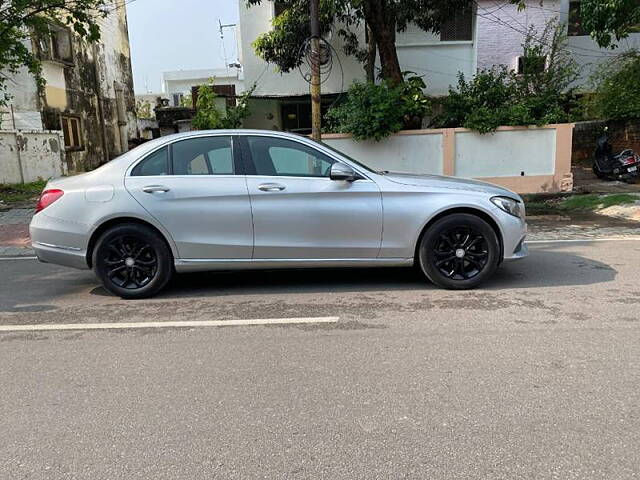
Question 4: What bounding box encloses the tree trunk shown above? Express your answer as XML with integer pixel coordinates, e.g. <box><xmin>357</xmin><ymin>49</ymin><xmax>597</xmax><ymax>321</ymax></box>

<box><xmin>365</xmin><ymin>23</ymin><xmax>376</xmax><ymax>82</ymax></box>
<box><xmin>363</xmin><ymin>0</ymin><xmax>403</xmax><ymax>85</ymax></box>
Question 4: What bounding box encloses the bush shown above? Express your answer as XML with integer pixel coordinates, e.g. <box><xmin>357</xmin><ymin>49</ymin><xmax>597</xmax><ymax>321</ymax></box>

<box><xmin>588</xmin><ymin>51</ymin><xmax>640</xmax><ymax>121</ymax></box>
<box><xmin>325</xmin><ymin>74</ymin><xmax>430</xmax><ymax>141</ymax></box>
<box><xmin>432</xmin><ymin>21</ymin><xmax>579</xmax><ymax>133</ymax></box>
<box><xmin>192</xmin><ymin>81</ymin><xmax>256</xmax><ymax>130</ymax></box>
<box><xmin>434</xmin><ymin>69</ymin><xmax>517</xmax><ymax>134</ymax></box>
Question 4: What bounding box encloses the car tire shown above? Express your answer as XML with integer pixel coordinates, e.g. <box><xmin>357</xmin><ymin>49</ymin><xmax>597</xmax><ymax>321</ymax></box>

<box><xmin>417</xmin><ymin>213</ymin><xmax>500</xmax><ymax>290</ymax></box>
<box><xmin>93</xmin><ymin>223</ymin><xmax>173</xmax><ymax>299</ymax></box>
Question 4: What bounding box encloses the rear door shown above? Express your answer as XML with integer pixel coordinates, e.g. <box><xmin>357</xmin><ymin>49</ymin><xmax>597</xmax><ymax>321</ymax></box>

<box><xmin>124</xmin><ymin>135</ymin><xmax>253</xmax><ymax>259</ymax></box>
<box><xmin>240</xmin><ymin>134</ymin><xmax>383</xmax><ymax>259</ymax></box>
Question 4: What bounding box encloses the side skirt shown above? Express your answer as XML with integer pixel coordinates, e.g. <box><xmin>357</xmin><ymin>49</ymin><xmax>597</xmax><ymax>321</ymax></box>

<box><xmin>174</xmin><ymin>258</ymin><xmax>414</xmax><ymax>273</ymax></box>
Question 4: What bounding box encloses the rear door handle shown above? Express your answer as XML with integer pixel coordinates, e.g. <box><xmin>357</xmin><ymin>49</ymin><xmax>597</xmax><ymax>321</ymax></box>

<box><xmin>258</xmin><ymin>183</ymin><xmax>286</xmax><ymax>192</ymax></box>
<box><xmin>142</xmin><ymin>185</ymin><xmax>171</xmax><ymax>193</ymax></box>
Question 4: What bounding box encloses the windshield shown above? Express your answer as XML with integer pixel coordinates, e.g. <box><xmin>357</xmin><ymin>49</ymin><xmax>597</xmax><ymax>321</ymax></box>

<box><xmin>318</xmin><ymin>141</ymin><xmax>378</xmax><ymax>173</ymax></box>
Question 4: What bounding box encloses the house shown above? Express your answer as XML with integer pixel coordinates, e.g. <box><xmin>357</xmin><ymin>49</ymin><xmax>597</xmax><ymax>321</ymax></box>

<box><xmin>236</xmin><ymin>0</ymin><xmax>640</xmax><ymax>133</ymax></box>
<box><xmin>162</xmin><ymin>67</ymin><xmax>244</xmax><ymax>106</ymax></box>
<box><xmin>0</xmin><ymin>2</ymin><xmax>137</xmax><ymax>173</ymax></box>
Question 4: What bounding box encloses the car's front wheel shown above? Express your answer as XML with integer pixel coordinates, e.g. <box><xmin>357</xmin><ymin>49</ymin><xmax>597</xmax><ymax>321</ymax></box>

<box><xmin>93</xmin><ymin>223</ymin><xmax>173</xmax><ymax>299</ymax></box>
<box><xmin>417</xmin><ymin>213</ymin><xmax>500</xmax><ymax>290</ymax></box>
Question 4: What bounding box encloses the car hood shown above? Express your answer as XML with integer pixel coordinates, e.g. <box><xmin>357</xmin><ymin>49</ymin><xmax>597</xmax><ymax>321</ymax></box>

<box><xmin>384</xmin><ymin>173</ymin><xmax>520</xmax><ymax>198</ymax></box>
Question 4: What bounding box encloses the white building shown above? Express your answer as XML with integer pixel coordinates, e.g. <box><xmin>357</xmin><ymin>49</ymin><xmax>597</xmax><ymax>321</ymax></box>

<box><xmin>236</xmin><ymin>0</ymin><xmax>640</xmax><ymax>133</ymax></box>
<box><xmin>161</xmin><ymin>67</ymin><xmax>244</xmax><ymax>106</ymax></box>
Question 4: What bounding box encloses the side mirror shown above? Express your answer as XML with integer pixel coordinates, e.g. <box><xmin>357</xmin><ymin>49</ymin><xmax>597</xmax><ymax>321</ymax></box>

<box><xmin>330</xmin><ymin>162</ymin><xmax>358</xmax><ymax>181</ymax></box>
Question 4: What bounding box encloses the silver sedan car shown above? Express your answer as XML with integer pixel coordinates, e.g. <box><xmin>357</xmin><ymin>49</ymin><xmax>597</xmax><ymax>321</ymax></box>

<box><xmin>30</xmin><ymin>129</ymin><xmax>528</xmax><ymax>298</ymax></box>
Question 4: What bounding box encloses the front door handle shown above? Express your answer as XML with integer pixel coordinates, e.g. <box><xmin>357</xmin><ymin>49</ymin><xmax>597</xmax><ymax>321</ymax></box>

<box><xmin>142</xmin><ymin>185</ymin><xmax>171</xmax><ymax>193</ymax></box>
<box><xmin>258</xmin><ymin>183</ymin><xmax>286</xmax><ymax>192</ymax></box>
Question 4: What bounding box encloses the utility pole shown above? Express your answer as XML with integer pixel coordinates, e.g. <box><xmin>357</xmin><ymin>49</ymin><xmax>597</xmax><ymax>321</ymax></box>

<box><xmin>309</xmin><ymin>0</ymin><xmax>321</xmax><ymax>141</ymax></box>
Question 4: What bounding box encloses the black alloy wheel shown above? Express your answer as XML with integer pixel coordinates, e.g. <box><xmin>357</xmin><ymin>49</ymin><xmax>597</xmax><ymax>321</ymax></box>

<box><xmin>418</xmin><ymin>213</ymin><xmax>500</xmax><ymax>290</ymax></box>
<box><xmin>432</xmin><ymin>226</ymin><xmax>489</xmax><ymax>281</ymax></box>
<box><xmin>103</xmin><ymin>235</ymin><xmax>158</xmax><ymax>289</ymax></box>
<box><xmin>93</xmin><ymin>223</ymin><xmax>173</xmax><ymax>299</ymax></box>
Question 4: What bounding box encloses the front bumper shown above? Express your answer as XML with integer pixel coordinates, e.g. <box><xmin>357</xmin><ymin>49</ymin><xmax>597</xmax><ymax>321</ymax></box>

<box><xmin>496</xmin><ymin>207</ymin><xmax>528</xmax><ymax>261</ymax></box>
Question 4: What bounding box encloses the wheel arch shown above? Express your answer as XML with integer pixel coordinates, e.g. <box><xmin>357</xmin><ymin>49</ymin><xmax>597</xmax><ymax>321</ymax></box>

<box><xmin>413</xmin><ymin>207</ymin><xmax>504</xmax><ymax>264</ymax></box>
<box><xmin>86</xmin><ymin>216</ymin><xmax>176</xmax><ymax>268</ymax></box>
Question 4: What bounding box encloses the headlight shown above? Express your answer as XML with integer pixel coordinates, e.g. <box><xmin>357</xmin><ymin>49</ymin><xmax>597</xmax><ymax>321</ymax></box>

<box><xmin>491</xmin><ymin>196</ymin><xmax>524</xmax><ymax>219</ymax></box>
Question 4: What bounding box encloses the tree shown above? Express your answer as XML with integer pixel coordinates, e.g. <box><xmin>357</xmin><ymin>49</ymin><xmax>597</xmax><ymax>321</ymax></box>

<box><xmin>192</xmin><ymin>82</ymin><xmax>257</xmax><ymax>130</ymax></box>
<box><xmin>580</xmin><ymin>0</ymin><xmax>640</xmax><ymax>49</ymax></box>
<box><xmin>588</xmin><ymin>52</ymin><xmax>640</xmax><ymax>120</ymax></box>
<box><xmin>433</xmin><ymin>21</ymin><xmax>579</xmax><ymax>133</ymax></box>
<box><xmin>0</xmin><ymin>0</ymin><xmax>109</xmax><ymax>112</ymax></box>
<box><xmin>247</xmin><ymin>0</ymin><xmax>474</xmax><ymax>85</ymax></box>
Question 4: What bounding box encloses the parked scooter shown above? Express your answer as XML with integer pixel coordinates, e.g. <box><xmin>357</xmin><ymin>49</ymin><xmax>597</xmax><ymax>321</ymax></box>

<box><xmin>593</xmin><ymin>127</ymin><xmax>640</xmax><ymax>182</ymax></box>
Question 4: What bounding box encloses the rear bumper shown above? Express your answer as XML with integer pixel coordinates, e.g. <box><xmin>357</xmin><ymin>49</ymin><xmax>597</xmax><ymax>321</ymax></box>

<box><xmin>32</xmin><ymin>242</ymin><xmax>89</xmax><ymax>270</ymax></box>
<box><xmin>30</xmin><ymin>212</ymin><xmax>90</xmax><ymax>270</ymax></box>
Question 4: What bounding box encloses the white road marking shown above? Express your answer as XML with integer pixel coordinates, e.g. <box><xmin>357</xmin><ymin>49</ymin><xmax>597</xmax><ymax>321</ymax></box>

<box><xmin>527</xmin><ymin>237</ymin><xmax>640</xmax><ymax>244</ymax></box>
<box><xmin>0</xmin><ymin>256</ymin><xmax>38</xmax><ymax>260</ymax></box>
<box><xmin>0</xmin><ymin>316</ymin><xmax>339</xmax><ymax>333</ymax></box>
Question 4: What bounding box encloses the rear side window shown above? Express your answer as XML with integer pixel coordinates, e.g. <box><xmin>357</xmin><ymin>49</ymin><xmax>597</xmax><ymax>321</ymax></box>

<box><xmin>172</xmin><ymin>136</ymin><xmax>234</xmax><ymax>175</ymax></box>
<box><xmin>131</xmin><ymin>147</ymin><xmax>169</xmax><ymax>176</ymax></box>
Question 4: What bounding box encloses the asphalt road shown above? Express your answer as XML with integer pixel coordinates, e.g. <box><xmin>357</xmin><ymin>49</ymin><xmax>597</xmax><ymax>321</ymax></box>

<box><xmin>1</xmin><ymin>240</ymin><xmax>639</xmax><ymax>479</ymax></box>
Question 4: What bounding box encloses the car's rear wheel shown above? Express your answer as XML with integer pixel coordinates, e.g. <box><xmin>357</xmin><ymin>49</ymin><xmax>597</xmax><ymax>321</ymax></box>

<box><xmin>418</xmin><ymin>213</ymin><xmax>500</xmax><ymax>290</ymax></box>
<box><xmin>93</xmin><ymin>223</ymin><xmax>173</xmax><ymax>299</ymax></box>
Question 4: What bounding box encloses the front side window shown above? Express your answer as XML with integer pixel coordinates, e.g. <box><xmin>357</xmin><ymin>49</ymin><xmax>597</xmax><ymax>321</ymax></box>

<box><xmin>172</xmin><ymin>136</ymin><xmax>234</xmax><ymax>175</ymax></box>
<box><xmin>245</xmin><ymin>136</ymin><xmax>335</xmax><ymax>177</ymax></box>
<box><xmin>131</xmin><ymin>146</ymin><xmax>169</xmax><ymax>176</ymax></box>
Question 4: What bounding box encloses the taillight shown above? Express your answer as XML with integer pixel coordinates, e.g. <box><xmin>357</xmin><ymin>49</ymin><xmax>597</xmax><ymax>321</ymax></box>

<box><xmin>35</xmin><ymin>189</ymin><xmax>64</xmax><ymax>213</ymax></box>
<box><xmin>624</xmin><ymin>156</ymin><xmax>636</xmax><ymax>165</ymax></box>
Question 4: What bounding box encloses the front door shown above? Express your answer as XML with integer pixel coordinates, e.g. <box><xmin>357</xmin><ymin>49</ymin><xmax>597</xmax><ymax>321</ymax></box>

<box><xmin>125</xmin><ymin>135</ymin><xmax>253</xmax><ymax>259</ymax></box>
<box><xmin>240</xmin><ymin>135</ymin><xmax>383</xmax><ymax>259</ymax></box>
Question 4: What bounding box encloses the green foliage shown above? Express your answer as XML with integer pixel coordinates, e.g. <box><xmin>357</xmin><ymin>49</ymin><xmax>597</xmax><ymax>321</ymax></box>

<box><xmin>580</xmin><ymin>0</ymin><xmax>640</xmax><ymax>49</ymax></box>
<box><xmin>433</xmin><ymin>69</ymin><xmax>517</xmax><ymax>134</ymax></box>
<box><xmin>136</xmin><ymin>100</ymin><xmax>153</xmax><ymax>120</ymax></box>
<box><xmin>433</xmin><ymin>22</ymin><xmax>579</xmax><ymax>134</ymax></box>
<box><xmin>560</xmin><ymin>193</ymin><xmax>638</xmax><ymax>211</ymax></box>
<box><xmin>0</xmin><ymin>180</ymin><xmax>47</xmax><ymax>204</ymax></box>
<box><xmin>0</xmin><ymin>0</ymin><xmax>109</xmax><ymax>120</ymax></box>
<box><xmin>588</xmin><ymin>52</ymin><xmax>640</xmax><ymax>121</ymax></box>
<box><xmin>526</xmin><ymin>193</ymin><xmax>639</xmax><ymax>215</ymax></box>
<box><xmin>180</xmin><ymin>93</ymin><xmax>193</xmax><ymax>108</ymax></box>
<box><xmin>325</xmin><ymin>74</ymin><xmax>430</xmax><ymax>141</ymax></box>
<box><xmin>192</xmin><ymin>81</ymin><xmax>256</xmax><ymax>130</ymax></box>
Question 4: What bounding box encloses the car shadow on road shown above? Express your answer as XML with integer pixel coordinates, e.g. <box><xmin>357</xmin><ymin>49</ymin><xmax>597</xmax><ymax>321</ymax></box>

<box><xmin>152</xmin><ymin>245</ymin><xmax>616</xmax><ymax>299</ymax></box>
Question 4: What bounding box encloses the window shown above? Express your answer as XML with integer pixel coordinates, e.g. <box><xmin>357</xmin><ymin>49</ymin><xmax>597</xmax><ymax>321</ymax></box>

<box><xmin>172</xmin><ymin>93</ymin><xmax>183</xmax><ymax>107</ymax></box>
<box><xmin>246</xmin><ymin>136</ymin><xmax>335</xmax><ymax>177</ymax></box>
<box><xmin>568</xmin><ymin>1</ymin><xmax>586</xmax><ymax>36</ymax></box>
<box><xmin>38</xmin><ymin>24</ymin><xmax>73</xmax><ymax>63</ymax></box>
<box><xmin>281</xmin><ymin>100</ymin><xmax>334</xmax><ymax>134</ymax></box>
<box><xmin>440</xmin><ymin>5</ymin><xmax>473</xmax><ymax>41</ymax></box>
<box><xmin>60</xmin><ymin>116</ymin><xmax>83</xmax><ymax>150</ymax></box>
<box><xmin>132</xmin><ymin>147</ymin><xmax>169</xmax><ymax>176</ymax></box>
<box><xmin>172</xmin><ymin>136</ymin><xmax>234</xmax><ymax>175</ymax></box>
<box><xmin>517</xmin><ymin>55</ymin><xmax>547</xmax><ymax>75</ymax></box>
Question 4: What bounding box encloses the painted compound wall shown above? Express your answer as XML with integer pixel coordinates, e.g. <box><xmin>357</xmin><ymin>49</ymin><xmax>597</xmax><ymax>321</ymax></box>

<box><xmin>0</xmin><ymin>131</ymin><xmax>66</xmax><ymax>184</ymax></box>
<box><xmin>323</xmin><ymin>124</ymin><xmax>574</xmax><ymax>194</ymax></box>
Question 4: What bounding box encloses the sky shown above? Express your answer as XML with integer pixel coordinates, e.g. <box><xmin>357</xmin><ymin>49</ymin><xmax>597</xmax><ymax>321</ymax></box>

<box><xmin>126</xmin><ymin>0</ymin><xmax>240</xmax><ymax>94</ymax></box>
